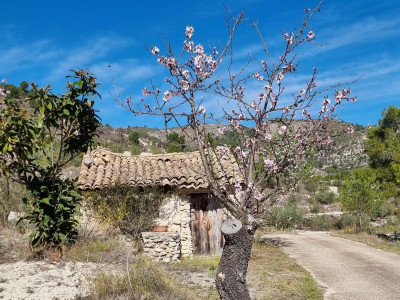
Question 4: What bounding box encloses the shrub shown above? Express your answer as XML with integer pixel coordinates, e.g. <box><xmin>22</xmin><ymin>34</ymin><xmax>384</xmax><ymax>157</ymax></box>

<box><xmin>83</xmin><ymin>186</ymin><xmax>171</xmax><ymax>239</ymax></box>
<box><xmin>315</xmin><ymin>191</ymin><xmax>336</xmax><ymax>205</ymax></box>
<box><xmin>287</xmin><ymin>193</ymin><xmax>300</xmax><ymax>204</ymax></box>
<box><xmin>304</xmin><ymin>180</ymin><xmax>318</xmax><ymax>193</ymax></box>
<box><xmin>385</xmin><ymin>216</ymin><xmax>400</xmax><ymax>227</ymax></box>
<box><xmin>374</xmin><ymin>201</ymin><xmax>394</xmax><ymax>218</ymax></box>
<box><xmin>339</xmin><ymin>168</ymin><xmax>384</xmax><ymax>227</ymax></box>
<box><xmin>264</xmin><ymin>203</ymin><xmax>304</xmax><ymax>230</ymax></box>
<box><xmin>19</xmin><ymin>178</ymin><xmax>81</xmax><ymax>246</ymax></box>
<box><xmin>309</xmin><ymin>203</ymin><xmax>321</xmax><ymax>214</ymax></box>
<box><xmin>303</xmin><ymin>215</ymin><xmax>338</xmax><ymax>231</ymax></box>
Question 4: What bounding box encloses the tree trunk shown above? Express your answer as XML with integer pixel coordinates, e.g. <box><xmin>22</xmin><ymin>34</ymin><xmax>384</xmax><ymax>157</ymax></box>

<box><xmin>216</xmin><ymin>219</ymin><xmax>254</xmax><ymax>300</ymax></box>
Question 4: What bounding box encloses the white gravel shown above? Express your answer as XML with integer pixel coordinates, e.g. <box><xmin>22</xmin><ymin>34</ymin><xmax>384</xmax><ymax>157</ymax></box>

<box><xmin>0</xmin><ymin>260</ymin><xmax>109</xmax><ymax>300</ymax></box>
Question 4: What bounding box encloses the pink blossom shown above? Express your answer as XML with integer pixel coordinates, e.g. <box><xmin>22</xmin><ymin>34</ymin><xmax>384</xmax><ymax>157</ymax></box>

<box><xmin>307</xmin><ymin>31</ymin><xmax>315</xmax><ymax>40</ymax></box>
<box><xmin>157</xmin><ymin>56</ymin><xmax>167</xmax><ymax>66</ymax></box>
<box><xmin>1</xmin><ymin>79</ymin><xmax>6</xmax><ymax>84</ymax></box>
<box><xmin>264</xmin><ymin>159</ymin><xmax>276</xmax><ymax>172</ymax></box>
<box><xmin>184</xmin><ymin>41</ymin><xmax>194</xmax><ymax>52</ymax></box>
<box><xmin>199</xmin><ymin>105</ymin><xmax>206</xmax><ymax>114</ymax></box>
<box><xmin>182</xmin><ymin>70</ymin><xmax>190</xmax><ymax>79</ymax></box>
<box><xmin>283</xmin><ymin>106</ymin><xmax>290</xmax><ymax>114</ymax></box>
<box><xmin>166</xmin><ymin>57</ymin><xmax>176</xmax><ymax>70</ymax></box>
<box><xmin>231</xmin><ymin>119</ymin><xmax>240</xmax><ymax>129</ymax></box>
<box><xmin>234</xmin><ymin>180</ymin><xmax>242</xmax><ymax>194</ymax></box>
<box><xmin>264</xmin><ymin>133</ymin><xmax>272</xmax><ymax>141</ymax></box>
<box><xmin>250</xmin><ymin>100</ymin><xmax>258</xmax><ymax>110</ymax></box>
<box><xmin>195</xmin><ymin>44</ymin><xmax>204</xmax><ymax>55</ymax></box>
<box><xmin>151</xmin><ymin>46</ymin><xmax>160</xmax><ymax>56</ymax></box>
<box><xmin>325</xmin><ymin>135</ymin><xmax>333</xmax><ymax>144</ymax></box>
<box><xmin>218</xmin><ymin>127</ymin><xmax>227</xmax><ymax>134</ymax></box>
<box><xmin>163</xmin><ymin>91</ymin><xmax>172</xmax><ymax>102</ymax></box>
<box><xmin>180</xmin><ymin>80</ymin><xmax>190</xmax><ymax>91</ymax></box>
<box><xmin>284</xmin><ymin>32</ymin><xmax>294</xmax><ymax>46</ymax></box>
<box><xmin>346</xmin><ymin>126</ymin><xmax>354</xmax><ymax>134</ymax></box>
<box><xmin>264</xmin><ymin>84</ymin><xmax>272</xmax><ymax>93</ymax></box>
<box><xmin>259</xmin><ymin>92</ymin><xmax>265</xmax><ymax>101</ymax></box>
<box><xmin>142</xmin><ymin>87</ymin><xmax>152</xmax><ymax>95</ymax></box>
<box><xmin>299</xmin><ymin>88</ymin><xmax>306</xmax><ymax>96</ymax></box>
<box><xmin>276</xmin><ymin>72</ymin><xmax>284</xmax><ymax>84</ymax></box>
<box><xmin>252</xmin><ymin>72</ymin><xmax>264</xmax><ymax>81</ymax></box>
<box><xmin>253</xmin><ymin>190</ymin><xmax>264</xmax><ymax>201</ymax></box>
<box><xmin>194</xmin><ymin>55</ymin><xmax>202</xmax><ymax>69</ymax></box>
<box><xmin>279</xmin><ymin>125</ymin><xmax>287</xmax><ymax>135</ymax></box>
<box><xmin>213</xmin><ymin>47</ymin><xmax>218</xmax><ymax>56</ymax></box>
<box><xmin>185</xmin><ymin>25</ymin><xmax>194</xmax><ymax>39</ymax></box>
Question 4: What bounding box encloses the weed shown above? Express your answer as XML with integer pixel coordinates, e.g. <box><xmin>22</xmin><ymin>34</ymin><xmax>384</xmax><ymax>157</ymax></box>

<box><xmin>87</xmin><ymin>257</ymin><xmax>201</xmax><ymax>300</ymax></box>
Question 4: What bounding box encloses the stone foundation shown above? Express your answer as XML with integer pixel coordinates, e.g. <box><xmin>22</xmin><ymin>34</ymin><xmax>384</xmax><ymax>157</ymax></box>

<box><xmin>141</xmin><ymin>232</ymin><xmax>181</xmax><ymax>262</ymax></box>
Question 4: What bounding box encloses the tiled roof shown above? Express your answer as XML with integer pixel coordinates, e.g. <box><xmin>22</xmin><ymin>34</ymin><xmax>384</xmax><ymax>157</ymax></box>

<box><xmin>78</xmin><ymin>148</ymin><xmax>238</xmax><ymax>190</ymax></box>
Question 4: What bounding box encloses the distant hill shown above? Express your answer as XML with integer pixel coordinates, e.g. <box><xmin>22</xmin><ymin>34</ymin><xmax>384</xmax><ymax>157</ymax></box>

<box><xmin>96</xmin><ymin>120</ymin><xmax>368</xmax><ymax>171</ymax></box>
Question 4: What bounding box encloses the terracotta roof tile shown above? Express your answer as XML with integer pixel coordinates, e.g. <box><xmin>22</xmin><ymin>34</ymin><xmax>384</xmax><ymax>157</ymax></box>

<box><xmin>78</xmin><ymin>148</ymin><xmax>238</xmax><ymax>190</ymax></box>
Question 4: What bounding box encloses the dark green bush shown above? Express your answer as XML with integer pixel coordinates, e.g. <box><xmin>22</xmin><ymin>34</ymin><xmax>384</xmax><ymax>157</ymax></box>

<box><xmin>19</xmin><ymin>177</ymin><xmax>81</xmax><ymax>246</ymax></box>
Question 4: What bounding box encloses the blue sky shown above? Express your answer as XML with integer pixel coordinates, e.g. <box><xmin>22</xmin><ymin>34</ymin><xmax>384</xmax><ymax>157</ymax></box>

<box><xmin>1</xmin><ymin>0</ymin><xmax>399</xmax><ymax>127</ymax></box>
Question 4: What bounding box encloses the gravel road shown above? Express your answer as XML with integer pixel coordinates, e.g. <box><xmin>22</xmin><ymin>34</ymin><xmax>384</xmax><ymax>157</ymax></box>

<box><xmin>265</xmin><ymin>231</ymin><xmax>400</xmax><ymax>300</ymax></box>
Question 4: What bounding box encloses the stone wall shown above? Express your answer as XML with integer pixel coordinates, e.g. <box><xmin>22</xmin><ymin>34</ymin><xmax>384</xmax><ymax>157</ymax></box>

<box><xmin>179</xmin><ymin>195</ymin><xmax>193</xmax><ymax>258</ymax></box>
<box><xmin>141</xmin><ymin>232</ymin><xmax>181</xmax><ymax>262</ymax></box>
<box><xmin>153</xmin><ymin>194</ymin><xmax>193</xmax><ymax>258</ymax></box>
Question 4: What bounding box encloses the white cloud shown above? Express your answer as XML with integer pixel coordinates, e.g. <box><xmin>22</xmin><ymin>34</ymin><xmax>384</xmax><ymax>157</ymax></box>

<box><xmin>43</xmin><ymin>35</ymin><xmax>132</xmax><ymax>82</ymax></box>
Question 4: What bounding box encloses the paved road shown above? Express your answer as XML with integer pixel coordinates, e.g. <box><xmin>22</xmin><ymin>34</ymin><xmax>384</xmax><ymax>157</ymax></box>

<box><xmin>264</xmin><ymin>231</ymin><xmax>400</xmax><ymax>300</ymax></box>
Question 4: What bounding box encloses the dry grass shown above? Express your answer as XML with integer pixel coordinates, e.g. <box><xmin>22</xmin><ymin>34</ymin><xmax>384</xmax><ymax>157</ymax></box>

<box><xmin>1</xmin><ymin>225</ymin><xmax>322</xmax><ymax>300</ymax></box>
<box><xmin>166</xmin><ymin>241</ymin><xmax>322</xmax><ymax>300</ymax></box>
<box><xmin>332</xmin><ymin>230</ymin><xmax>400</xmax><ymax>255</ymax></box>
<box><xmin>63</xmin><ymin>236</ymin><xmax>138</xmax><ymax>264</ymax></box>
<box><xmin>86</xmin><ymin>256</ymin><xmax>203</xmax><ymax>300</ymax></box>
<box><xmin>248</xmin><ymin>241</ymin><xmax>323</xmax><ymax>300</ymax></box>
<box><xmin>0</xmin><ymin>226</ymin><xmax>29</xmax><ymax>263</ymax></box>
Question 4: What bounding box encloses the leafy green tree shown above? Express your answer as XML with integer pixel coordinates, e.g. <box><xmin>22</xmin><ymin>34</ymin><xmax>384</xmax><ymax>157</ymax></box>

<box><xmin>365</xmin><ymin>106</ymin><xmax>400</xmax><ymax>195</ymax></box>
<box><xmin>129</xmin><ymin>131</ymin><xmax>140</xmax><ymax>146</ymax></box>
<box><xmin>0</xmin><ymin>69</ymin><xmax>101</xmax><ymax>246</ymax></box>
<box><xmin>166</xmin><ymin>132</ymin><xmax>185</xmax><ymax>153</ymax></box>
<box><xmin>339</xmin><ymin>168</ymin><xmax>384</xmax><ymax>228</ymax></box>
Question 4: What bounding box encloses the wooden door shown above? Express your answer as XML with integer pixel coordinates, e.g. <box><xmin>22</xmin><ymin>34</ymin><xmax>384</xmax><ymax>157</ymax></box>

<box><xmin>190</xmin><ymin>193</ymin><xmax>226</xmax><ymax>255</ymax></box>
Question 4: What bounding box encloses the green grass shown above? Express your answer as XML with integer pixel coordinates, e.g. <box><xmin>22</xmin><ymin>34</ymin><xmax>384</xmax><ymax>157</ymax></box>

<box><xmin>332</xmin><ymin>230</ymin><xmax>400</xmax><ymax>255</ymax></box>
<box><xmin>178</xmin><ymin>255</ymin><xmax>220</xmax><ymax>276</ymax></box>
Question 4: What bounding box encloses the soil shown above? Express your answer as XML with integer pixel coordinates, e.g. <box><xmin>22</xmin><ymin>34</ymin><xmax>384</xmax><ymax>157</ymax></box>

<box><xmin>0</xmin><ymin>260</ymin><xmax>114</xmax><ymax>300</ymax></box>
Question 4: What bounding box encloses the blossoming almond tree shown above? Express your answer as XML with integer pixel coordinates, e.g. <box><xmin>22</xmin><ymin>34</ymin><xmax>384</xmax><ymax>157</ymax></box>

<box><xmin>118</xmin><ymin>2</ymin><xmax>356</xmax><ymax>299</ymax></box>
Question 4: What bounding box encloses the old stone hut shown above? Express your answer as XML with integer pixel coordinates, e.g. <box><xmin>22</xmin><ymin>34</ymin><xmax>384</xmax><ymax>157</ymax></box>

<box><xmin>78</xmin><ymin>148</ymin><xmax>237</xmax><ymax>261</ymax></box>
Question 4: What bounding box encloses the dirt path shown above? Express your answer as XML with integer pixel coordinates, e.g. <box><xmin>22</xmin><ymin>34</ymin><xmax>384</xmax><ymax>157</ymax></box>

<box><xmin>265</xmin><ymin>231</ymin><xmax>400</xmax><ymax>300</ymax></box>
